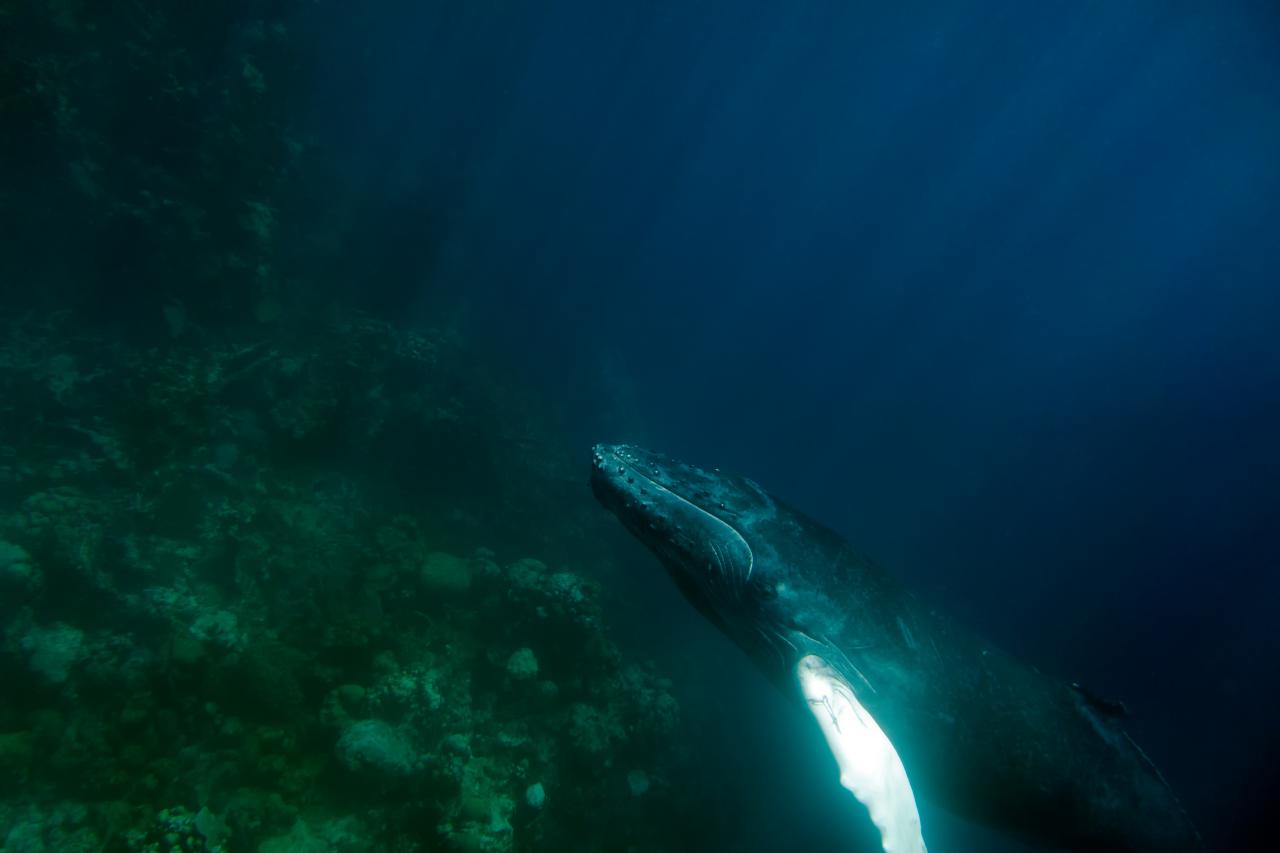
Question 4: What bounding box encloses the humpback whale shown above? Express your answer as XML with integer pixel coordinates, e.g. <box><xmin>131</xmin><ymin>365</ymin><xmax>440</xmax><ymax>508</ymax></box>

<box><xmin>591</xmin><ymin>443</ymin><xmax>1202</xmax><ymax>852</ymax></box>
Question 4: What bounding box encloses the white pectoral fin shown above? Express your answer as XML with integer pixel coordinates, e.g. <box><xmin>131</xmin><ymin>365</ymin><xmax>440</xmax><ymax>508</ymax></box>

<box><xmin>797</xmin><ymin>654</ymin><xmax>927</xmax><ymax>853</ymax></box>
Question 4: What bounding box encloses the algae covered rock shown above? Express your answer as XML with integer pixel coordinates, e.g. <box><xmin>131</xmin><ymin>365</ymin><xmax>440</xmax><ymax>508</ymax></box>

<box><xmin>334</xmin><ymin>720</ymin><xmax>419</xmax><ymax>779</ymax></box>
<box><xmin>0</xmin><ymin>541</ymin><xmax>37</xmax><ymax>591</ymax></box>
<box><xmin>194</xmin><ymin>806</ymin><xmax>231</xmax><ymax>850</ymax></box>
<box><xmin>565</xmin><ymin>703</ymin><xmax>624</xmax><ymax>765</ymax></box>
<box><xmin>368</xmin><ymin>664</ymin><xmax>445</xmax><ymax>722</ymax></box>
<box><xmin>617</xmin><ymin>664</ymin><xmax>682</xmax><ymax>741</ymax></box>
<box><xmin>18</xmin><ymin>622</ymin><xmax>84</xmax><ymax>685</ymax></box>
<box><xmin>524</xmin><ymin>782</ymin><xmax>546</xmax><ymax>810</ymax></box>
<box><xmin>130</xmin><ymin>805</ymin><xmax>226</xmax><ymax>853</ymax></box>
<box><xmin>190</xmin><ymin>610</ymin><xmax>244</xmax><ymax>652</ymax></box>
<box><xmin>505</xmin><ymin>648</ymin><xmax>538</xmax><ymax>682</ymax></box>
<box><xmin>438</xmin><ymin>757</ymin><xmax>517</xmax><ymax>853</ymax></box>
<box><xmin>2</xmin><ymin>800</ymin><xmax>100</xmax><ymax>853</ymax></box>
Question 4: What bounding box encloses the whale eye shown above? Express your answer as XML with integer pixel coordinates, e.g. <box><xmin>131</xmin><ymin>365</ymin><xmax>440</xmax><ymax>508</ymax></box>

<box><xmin>751</xmin><ymin>577</ymin><xmax>777</xmax><ymax>600</ymax></box>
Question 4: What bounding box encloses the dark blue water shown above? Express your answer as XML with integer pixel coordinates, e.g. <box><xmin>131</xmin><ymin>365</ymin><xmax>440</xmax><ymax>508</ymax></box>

<box><xmin>6</xmin><ymin>0</ymin><xmax>1278</xmax><ymax>849</ymax></box>
<box><xmin>295</xmin><ymin>1</ymin><xmax>1280</xmax><ymax>847</ymax></box>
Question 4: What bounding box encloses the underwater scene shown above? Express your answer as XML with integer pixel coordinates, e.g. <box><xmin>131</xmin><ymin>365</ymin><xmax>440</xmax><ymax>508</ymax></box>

<box><xmin>2</xmin><ymin>2</ymin><xmax>1278</xmax><ymax>851</ymax></box>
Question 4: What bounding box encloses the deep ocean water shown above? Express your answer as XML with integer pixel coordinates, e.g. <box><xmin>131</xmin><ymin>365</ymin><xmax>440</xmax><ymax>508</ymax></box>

<box><xmin>2</xmin><ymin>2</ymin><xmax>1278</xmax><ymax>851</ymax></box>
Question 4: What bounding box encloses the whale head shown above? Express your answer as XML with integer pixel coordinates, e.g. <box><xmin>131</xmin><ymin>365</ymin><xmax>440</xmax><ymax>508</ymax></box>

<box><xmin>591</xmin><ymin>442</ymin><xmax>821</xmax><ymax>677</ymax></box>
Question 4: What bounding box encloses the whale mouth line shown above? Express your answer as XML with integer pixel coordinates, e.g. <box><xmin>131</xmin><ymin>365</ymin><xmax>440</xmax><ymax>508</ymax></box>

<box><xmin>637</xmin><ymin>464</ymin><xmax>754</xmax><ymax>583</ymax></box>
<box><xmin>593</xmin><ymin>444</ymin><xmax>755</xmax><ymax>584</ymax></box>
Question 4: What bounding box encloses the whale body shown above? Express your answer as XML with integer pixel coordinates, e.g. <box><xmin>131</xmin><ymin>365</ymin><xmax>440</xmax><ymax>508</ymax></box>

<box><xmin>591</xmin><ymin>443</ymin><xmax>1201</xmax><ymax>852</ymax></box>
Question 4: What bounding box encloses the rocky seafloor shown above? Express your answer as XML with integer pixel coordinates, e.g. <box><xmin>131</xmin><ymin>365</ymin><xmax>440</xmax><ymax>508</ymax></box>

<box><xmin>0</xmin><ymin>312</ymin><xmax>704</xmax><ymax>852</ymax></box>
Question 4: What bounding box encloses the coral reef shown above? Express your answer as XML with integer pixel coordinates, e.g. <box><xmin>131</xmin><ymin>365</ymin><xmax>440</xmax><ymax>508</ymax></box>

<box><xmin>0</xmin><ymin>311</ymin><xmax>701</xmax><ymax>851</ymax></box>
<box><xmin>0</xmin><ymin>4</ymin><xmax>710</xmax><ymax>846</ymax></box>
